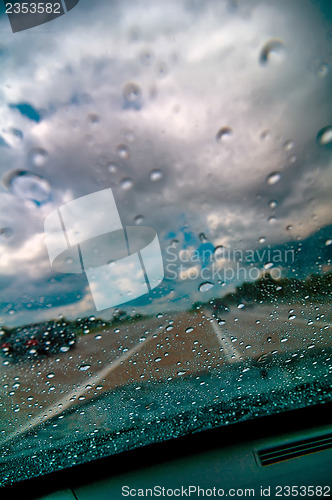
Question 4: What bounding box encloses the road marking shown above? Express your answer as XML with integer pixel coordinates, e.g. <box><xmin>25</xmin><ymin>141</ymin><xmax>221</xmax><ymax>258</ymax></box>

<box><xmin>1</xmin><ymin>331</ymin><xmax>157</xmax><ymax>446</ymax></box>
<box><xmin>203</xmin><ymin>310</ymin><xmax>242</xmax><ymax>363</ymax></box>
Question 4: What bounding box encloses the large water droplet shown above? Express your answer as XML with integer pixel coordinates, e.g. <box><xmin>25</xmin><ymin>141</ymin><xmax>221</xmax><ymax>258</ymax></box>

<box><xmin>266</xmin><ymin>172</ymin><xmax>281</xmax><ymax>185</ymax></box>
<box><xmin>199</xmin><ymin>282</ymin><xmax>214</xmax><ymax>292</ymax></box>
<box><xmin>120</xmin><ymin>177</ymin><xmax>134</xmax><ymax>190</ymax></box>
<box><xmin>149</xmin><ymin>169</ymin><xmax>163</xmax><ymax>182</ymax></box>
<box><xmin>3</xmin><ymin>170</ymin><xmax>51</xmax><ymax>205</ymax></box>
<box><xmin>259</xmin><ymin>39</ymin><xmax>285</xmax><ymax>65</ymax></box>
<box><xmin>216</xmin><ymin>126</ymin><xmax>232</xmax><ymax>142</ymax></box>
<box><xmin>316</xmin><ymin>126</ymin><xmax>332</xmax><ymax>147</ymax></box>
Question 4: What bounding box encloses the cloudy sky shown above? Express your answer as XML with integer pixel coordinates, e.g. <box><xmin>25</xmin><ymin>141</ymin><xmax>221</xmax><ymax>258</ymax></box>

<box><xmin>0</xmin><ymin>0</ymin><xmax>331</xmax><ymax>326</ymax></box>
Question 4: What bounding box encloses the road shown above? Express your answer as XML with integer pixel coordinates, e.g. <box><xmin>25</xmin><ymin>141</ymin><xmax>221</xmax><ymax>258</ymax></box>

<box><xmin>0</xmin><ymin>302</ymin><xmax>331</xmax><ymax>444</ymax></box>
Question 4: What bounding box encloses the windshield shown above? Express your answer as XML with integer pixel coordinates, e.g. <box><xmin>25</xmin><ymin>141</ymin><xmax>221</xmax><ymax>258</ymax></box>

<box><xmin>0</xmin><ymin>0</ymin><xmax>331</xmax><ymax>487</ymax></box>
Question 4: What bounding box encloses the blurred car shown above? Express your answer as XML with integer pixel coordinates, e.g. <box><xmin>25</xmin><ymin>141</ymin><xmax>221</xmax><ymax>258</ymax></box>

<box><xmin>0</xmin><ymin>321</ymin><xmax>76</xmax><ymax>360</ymax></box>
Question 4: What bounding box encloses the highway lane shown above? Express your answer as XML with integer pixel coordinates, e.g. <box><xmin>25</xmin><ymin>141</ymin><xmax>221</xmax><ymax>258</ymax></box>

<box><xmin>0</xmin><ymin>303</ymin><xmax>331</xmax><ymax>444</ymax></box>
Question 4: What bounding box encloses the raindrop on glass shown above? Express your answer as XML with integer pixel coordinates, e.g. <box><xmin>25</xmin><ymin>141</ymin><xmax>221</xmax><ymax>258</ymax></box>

<box><xmin>317</xmin><ymin>63</ymin><xmax>329</xmax><ymax>78</ymax></box>
<box><xmin>316</xmin><ymin>126</ymin><xmax>332</xmax><ymax>147</ymax></box>
<box><xmin>124</xmin><ymin>129</ymin><xmax>135</xmax><ymax>142</ymax></box>
<box><xmin>79</xmin><ymin>364</ymin><xmax>91</xmax><ymax>371</ymax></box>
<box><xmin>214</xmin><ymin>246</ymin><xmax>225</xmax><ymax>258</ymax></box>
<box><xmin>29</xmin><ymin>148</ymin><xmax>48</xmax><ymax>167</ymax></box>
<box><xmin>259</xmin><ymin>39</ymin><xmax>285</xmax><ymax>65</ymax></box>
<box><xmin>155</xmin><ymin>61</ymin><xmax>168</xmax><ymax>78</ymax></box>
<box><xmin>283</xmin><ymin>140</ymin><xmax>294</xmax><ymax>151</ymax></box>
<box><xmin>268</xmin><ymin>216</ymin><xmax>277</xmax><ymax>224</ymax></box>
<box><xmin>10</xmin><ymin>128</ymin><xmax>23</xmax><ymax>141</ymax></box>
<box><xmin>117</xmin><ymin>144</ymin><xmax>131</xmax><ymax>159</ymax></box>
<box><xmin>134</xmin><ymin>215</ymin><xmax>144</xmax><ymax>225</ymax></box>
<box><xmin>120</xmin><ymin>177</ymin><xmax>133</xmax><ymax>190</ymax></box>
<box><xmin>199</xmin><ymin>282</ymin><xmax>214</xmax><ymax>292</ymax></box>
<box><xmin>123</xmin><ymin>82</ymin><xmax>142</xmax><ymax>104</ymax></box>
<box><xmin>266</xmin><ymin>172</ymin><xmax>281</xmax><ymax>185</ymax></box>
<box><xmin>149</xmin><ymin>169</ymin><xmax>163</xmax><ymax>182</ymax></box>
<box><xmin>216</xmin><ymin>126</ymin><xmax>232</xmax><ymax>142</ymax></box>
<box><xmin>140</xmin><ymin>49</ymin><xmax>154</xmax><ymax>65</ymax></box>
<box><xmin>107</xmin><ymin>162</ymin><xmax>118</xmax><ymax>173</ymax></box>
<box><xmin>3</xmin><ymin>170</ymin><xmax>51</xmax><ymax>204</ymax></box>
<box><xmin>260</xmin><ymin>130</ymin><xmax>270</xmax><ymax>140</ymax></box>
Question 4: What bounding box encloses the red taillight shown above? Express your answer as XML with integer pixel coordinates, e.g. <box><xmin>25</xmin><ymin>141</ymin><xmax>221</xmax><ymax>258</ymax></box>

<box><xmin>25</xmin><ymin>338</ymin><xmax>38</xmax><ymax>347</ymax></box>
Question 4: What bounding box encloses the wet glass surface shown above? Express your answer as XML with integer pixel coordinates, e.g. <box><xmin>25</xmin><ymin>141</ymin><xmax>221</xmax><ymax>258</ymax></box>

<box><xmin>0</xmin><ymin>0</ymin><xmax>331</xmax><ymax>486</ymax></box>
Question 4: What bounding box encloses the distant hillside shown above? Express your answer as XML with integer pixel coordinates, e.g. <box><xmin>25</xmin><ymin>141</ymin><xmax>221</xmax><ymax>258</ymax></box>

<box><xmin>193</xmin><ymin>272</ymin><xmax>332</xmax><ymax>311</ymax></box>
